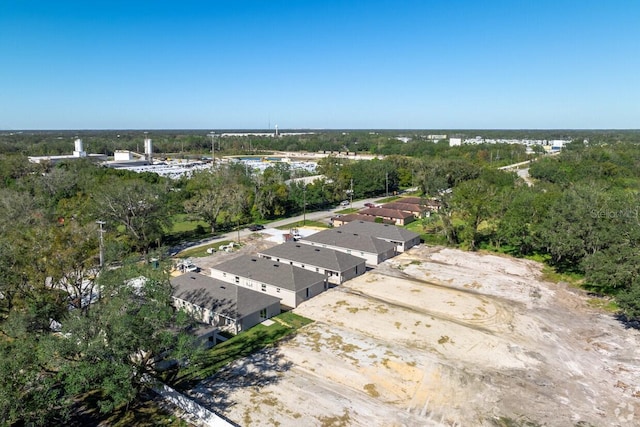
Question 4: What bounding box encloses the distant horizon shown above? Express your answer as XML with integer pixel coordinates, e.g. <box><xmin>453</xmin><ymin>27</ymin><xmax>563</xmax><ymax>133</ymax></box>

<box><xmin>3</xmin><ymin>128</ymin><xmax>640</xmax><ymax>133</ymax></box>
<box><xmin>2</xmin><ymin>1</ymin><xmax>639</xmax><ymax>129</ymax></box>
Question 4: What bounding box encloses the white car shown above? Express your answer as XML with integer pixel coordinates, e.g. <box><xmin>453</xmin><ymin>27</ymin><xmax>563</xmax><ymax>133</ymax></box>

<box><xmin>340</xmin><ymin>200</ymin><xmax>349</xmax><ymax>206</ymax></box>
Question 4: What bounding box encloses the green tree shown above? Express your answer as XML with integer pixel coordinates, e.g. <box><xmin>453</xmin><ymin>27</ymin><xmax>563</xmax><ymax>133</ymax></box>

<box><xmin>55</xmin><ymin>262</ymin><xmax>199</xmax><ymax>415</ymax></box>
<box><xmin>92</xmin><ymin>178</ymin><xmax>171</xmax><ymax>253</ymax></box>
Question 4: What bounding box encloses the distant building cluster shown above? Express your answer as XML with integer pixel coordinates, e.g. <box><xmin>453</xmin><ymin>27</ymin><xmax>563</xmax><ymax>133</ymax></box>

<box><xmin>230</xmin><ymin>156</ymin><xmax>317</xmax><ymax>174</ymax></box>
<box><xmin>27</xmin><ymin>137</ymin><xmax>319</xmax><ymax>179</ymax></box>
<box><xmin>449</xmin><ymin>135</ymin><xmax>571</xmax><ymax>152</ymax></box>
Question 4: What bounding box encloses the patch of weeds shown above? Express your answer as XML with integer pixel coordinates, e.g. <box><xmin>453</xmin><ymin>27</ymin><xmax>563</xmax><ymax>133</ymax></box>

<box><xmin>489</xmin><ymin>416</ymin><xmax>543</xmax><ymax>427</ymax></box>
<box><xmin>326</xmin><ymin>334</ymin><xmax>343</xmax><ymax>348</ymax></box>
<box><xmin>438</xmin><ymin>335</ymin><xmax>453</xmax><ymax>345</ymax></box>
<box><xmin>381</xmin><ymin>358</ymin><xmax>390</xmax><ymax>368</ymax></box>
<box><xmin>376</xmin><ymin>305</ymin><xmax>389</xmax><ymax>314</ymax></box>
<box><xmin>541</xmin><ymin>265</ymin><xmax>584</xmax><ymax>287</ymax></box>
<box><xmin>587</xmin><ymin>297</ymin><xmax>618</xmax><ymax>313</ymax></box>
<box><xmin>407</xmin><ymin>361</ymin><xmax>416</xmax><ymax>367</ymax></box>
<box><xmin>335</xmin><ymin>300</ymin><xmax>348</xmax><ymax>306</ymax></box>
<box><xmin>262</xmin><ymin>396</ymin><xmax>279</xmax><ymax>406</ymax></box>
<box><xmin>342</xmin><ymin>343</ymin><xmax>360</xmax><ymax>353</ymax></box>
<box><xmin>415</xmin><ymin>320</ymin><xmax>422</xmax><ymax>326</ymax></box>
<box><xmin>410</xmin><ymin>260</ymin><xmax>421</xmax><ymax>265</ymax></box>
<box><xmin>464</xmin><ymin>281</ymin><xmax>482</xmax><ymax>289</ymax></box>
<box><xmin>446</xmin><ymin>300</ymin><xmax>456</xmax><ymax>306</ymax></box>
<box><xmin>368</xmin><ymin>353</ymin><xmax>377</xmax><ymax>359</ymax></box>
<box><xmin>347</xmin><ymin>307</ymin><xmax>359</xmax><ymax>314</ymax></box>
<box><xmin>477</xmin><ymin>306</ymin><xmax>488</xmax><ymax>314</ymax></box>
<box><xmin>307</xmin><ymin>331</ymin><xmax>323</xmax><ymax>352</ymax></box>
<box><xmin>394</xmin><ymin>321</ymin><xmax>402</xmax><ymax>329</ymax></box>
<box><xmin>410</xmin><ymin>288</ymin><xmax>421</xmax><ymax>293</ymax></box>
<box><xmin>364</xmin><ymin>383</ymin><xmax>380</xmax><ymax>397</ymax></box>
<box><xmin>268</xmin><ymin>418</ymin><xmax>281</xmax><ymax>426</ymax></box>
<box><xmin>318</xmin><ymin>409</ymin><xmax>351</xmax><ymax>427</ymax></box>
<box><xmin>243</xmin><ymin>410</ymin><xmax>252</xmax><ymax>426</ymax></box>
<box><xmin>424</xmin><ymin>323</ymin><xmax>431</xmax><ymax>328</ymax></box>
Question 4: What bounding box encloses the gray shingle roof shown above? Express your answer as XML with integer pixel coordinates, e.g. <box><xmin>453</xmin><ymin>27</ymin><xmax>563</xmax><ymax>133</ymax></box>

<box><xmin>359</xmin><ymin>207</ymin><xmax>414</xmax><ymax>219</ymax></box>
<box><xmin>331</xmin><ymin>213</ymin><xmax>395</xmax><ymax>225</ymax></box>
<box><xmin>258</xmin><ymin>242</ymin><xmax>366</xmax><ymax>272</ymax></box>
<box><xmin>338</xmin><ymin>220</ymin><xmax>420</xmax><ymax>242</ymax></box>
<box><xmin>380</xmin><ymin>202</ymin><xmax>425</xmax><ymax>212</ymax></box>
<box><xmin>171</xmin><ymin>273</ymin><xmax>280</xmax><ymax>319</ymax></box>
<box><xmin>299</xmin><ymin>228</ymin><xmax>396</xmax><ymax>254</ymax></box>
<box><xmin>210</xmin><ymin>255</ymin><xmax>325</xmax><ymax>291</ymax></box>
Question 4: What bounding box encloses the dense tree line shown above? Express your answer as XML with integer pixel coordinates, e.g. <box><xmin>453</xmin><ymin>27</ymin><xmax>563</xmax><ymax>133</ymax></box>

<box><xmin>414</xmin><ymin>141</ymin><xmax>640</xmax><ymax>321</ymax></box>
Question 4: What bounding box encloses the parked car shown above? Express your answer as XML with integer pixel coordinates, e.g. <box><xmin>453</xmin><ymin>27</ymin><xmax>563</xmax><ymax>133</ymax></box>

<box><xmin>176</xmin><ymin>259</ymin><xmax>200</xmax><ymax>273</ymax></box>
<box><xmin>340</xmin><ymin>200</ymin><xmax>350</xmax><ymax>207</ymax></box>
<box><xmin>364</xmin><ymin>202</ymin><xmax>375</xmax><ymax>208</ymax></box>
<box><xmin>248</xmin><ymin>224</ymin><xmax>265</xmax><ymax>231</ymax></box>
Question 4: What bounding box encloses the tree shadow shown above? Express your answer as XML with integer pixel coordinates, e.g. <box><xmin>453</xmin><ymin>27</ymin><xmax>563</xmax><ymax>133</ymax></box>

<box><xmin>182</xmin><ymin>330</ymin><xmax>295</xmax><ymax>414</ymax></box>
<box><xmin>614</xmin><ymin>313</ymin><xmax>640</xmax><ymax>330</ymax></box>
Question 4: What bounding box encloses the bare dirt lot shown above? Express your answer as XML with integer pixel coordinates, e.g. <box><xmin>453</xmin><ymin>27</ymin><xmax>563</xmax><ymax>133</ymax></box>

<box><xmin>189</xmin><ymin>245</ymin><xmax>640</xmax><ymax>426</ymax></box>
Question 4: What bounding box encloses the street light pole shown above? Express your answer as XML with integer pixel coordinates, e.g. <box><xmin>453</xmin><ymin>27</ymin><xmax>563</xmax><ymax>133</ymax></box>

<box><xmin>96</xmin><ymin>220</ymin><xmax>106</xmax><ymax>268</ymax></box>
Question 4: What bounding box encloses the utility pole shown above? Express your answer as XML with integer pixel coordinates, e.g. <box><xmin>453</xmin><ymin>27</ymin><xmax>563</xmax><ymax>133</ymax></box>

<box><xmin>350</xmin><ymin>178</ymin><xmax>353</xmax><ymax>208</ymax></box>
<box><xmin>303</xmin><ymin>184</ymin><xmax>307</xmax><ymax>225</ymax></box>
<box><xmin>385</xmin><ymin>172</ymin><xmax>389</xmax><ymax>197</ymax></box>
<box><xmin>96</xmin><ymin>220</ymin><xmax>106</xmax><ymax>268</ymax></box>
<box><xmin>208</xmin><ymin>132</ymin><xmax>215</xmax><ymax>166</ymax></box>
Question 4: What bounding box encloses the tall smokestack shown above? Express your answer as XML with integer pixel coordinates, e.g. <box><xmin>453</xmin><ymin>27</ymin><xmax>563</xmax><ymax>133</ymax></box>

<box><xmin>144</xmin><ymin>138</ymin><xmax>153</xmax><ymax>162</ymax></box>
<box><xmin>73</xmin><ymin>138</ymin><xmax>86</xmax><ymax>157</ymax></box>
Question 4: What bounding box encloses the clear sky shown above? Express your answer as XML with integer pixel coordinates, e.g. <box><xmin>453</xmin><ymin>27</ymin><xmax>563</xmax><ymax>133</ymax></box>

<box><xmin>1</xmin><ymin>1</ymin><xmax>638</xmax><ymax>130</ymax></box>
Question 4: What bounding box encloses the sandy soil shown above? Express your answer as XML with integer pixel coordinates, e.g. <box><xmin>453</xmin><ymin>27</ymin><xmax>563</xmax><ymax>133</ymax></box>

<box><xmin>188</xmin><ymin>244</ymin><xmax>640</xmax><ymax>426</ymax></box>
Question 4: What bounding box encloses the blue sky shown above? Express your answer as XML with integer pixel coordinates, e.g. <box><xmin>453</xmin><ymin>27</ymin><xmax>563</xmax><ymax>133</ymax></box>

<box><xmin>1</xmin><ymin>1</ymin><xmax>638</xmax><ymax>129</ymax></box>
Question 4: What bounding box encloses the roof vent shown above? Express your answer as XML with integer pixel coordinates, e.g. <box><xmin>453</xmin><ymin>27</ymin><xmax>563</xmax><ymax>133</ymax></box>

<box><xmin>336</xmin><ymin>231</ymin><xmax>342</xmax><ymax>234</ymax></box>
<box><xmin>251</xmin><ymin>258</ymin><xmax>257</xmax><ymax>262</ymax></box>
<box><xmin>273</xmin><ymin>264</ymin><xmax>279</xmax><ymax>267</ymax></box>
<box><xmin>353</xmin><ymin>233</ymin><xmax>358</xmax><ymax>236</ymax></box>
<box><xmin>220</xmin><ymin>286</ymin><xmax>226</xmax><ymax>289</ymax></box>
<box><xmin>295</xmin><ymin>244</ymin><xmax>301</xmax><ymax>248</ymax></box>
<box><xmin>314</xmin><ymin>248</ymin><xmax>320</xmax><ymax>252</ymax></box>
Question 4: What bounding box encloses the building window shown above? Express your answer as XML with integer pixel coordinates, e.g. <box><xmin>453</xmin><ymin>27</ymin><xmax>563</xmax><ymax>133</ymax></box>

<box><xmin>306</xmin><ymin>288</ymin><xmax>310</xmax><ymax>298</ymax></box>
<box><xmin>261</xmin><ymin>284</ymin><xmax>267</xmax><ymax>292</ymax></box>
<box><xmin>223</xmin><ymin>272</ymin><xmax>227</xmax><ymax>277</ymax></box>
<box><xmin>235</xmin><ymin>276</ymin><xmax>239</xmax><ymax>283</ymax></box>
<box><xmin>276</xmin><ymin>287</ymin><xmax>280</xmax><ymax>293</ymax></box>
<box><xmin>260</xmin><ymin>308</ymin><xmax>267</xmax><ymax>319</ymax></box>
<box><xmin>316</xmin><ymin>267</ymin><xmax>319</xmax><ymax>272</ymax></box>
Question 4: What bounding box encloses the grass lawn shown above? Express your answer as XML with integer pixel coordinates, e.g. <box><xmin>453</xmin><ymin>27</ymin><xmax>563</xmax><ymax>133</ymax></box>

<box><xmin>171</xmin><ymin>312</ymin><xmax>312</xmax><ymax>391</ymax></box>
<box><xmin>375</xmin><ymin>195</ymin><xmax>401</xmax><ymax>203</ymax></box>
<box><xmin>176</xmin><ymin>240</ymin><xmax>239</xmax><ymax>258</ymax></box>
<box><xmin>170</xmin><ymin>214</ymin><xmax>209</xmax><ymax>234</ymax></box>
<box><xmin>335</xmin><ymin>207</ymin><xmax>359</xmax><ymax>214</ymax></box>
<box><xmin>276</xmin><ymin>220</ymin><xmax>329</xmax><ymax>230</ymax></box>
